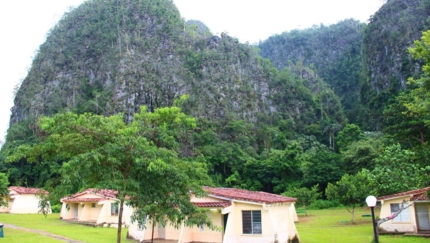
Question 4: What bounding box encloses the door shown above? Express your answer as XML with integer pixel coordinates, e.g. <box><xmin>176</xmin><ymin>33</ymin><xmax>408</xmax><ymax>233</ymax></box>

<box><xmin>158</xmin><ymin>223</ymin><xmax>165</xmax><ymax>239</ymax></box>
<box><xmin>74</xmin><ymin>203</ymin><xmax>79</xmax><ymax>219</ymax></box>
<box><xmin>223</xmin><ymin>214</ymin><xmax>229</xmax><ymax>235</ymax></box>
<box><xmin>416</xmin><ymin>204</ymin><xmax>430</xmax><ymax>231</ymax></box>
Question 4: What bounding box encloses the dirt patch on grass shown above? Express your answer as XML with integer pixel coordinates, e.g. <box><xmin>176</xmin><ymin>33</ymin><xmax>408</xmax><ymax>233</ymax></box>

<box><xmin>297</xmin><ymin>215</ymin><xmax>312</xmax><ymax>223</ymax></box>
<box><xmin>3</xmin><ymin>223</ymin><xmax>85</xmax><ymax>243</ymax></box>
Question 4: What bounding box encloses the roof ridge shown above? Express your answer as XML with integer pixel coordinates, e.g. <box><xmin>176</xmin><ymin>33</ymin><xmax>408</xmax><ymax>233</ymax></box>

<box><xmin>203</xmin><ymin>186</ymin><xmax>297</xmax><ymax>203</ymax></box>
<box><xmin>377</xmin><ymin>186</ymin><xmax>430</xmax><ymax>201</ymax></box>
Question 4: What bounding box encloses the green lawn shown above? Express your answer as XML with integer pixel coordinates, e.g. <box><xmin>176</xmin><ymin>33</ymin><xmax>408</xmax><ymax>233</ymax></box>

<box><xmin>0</xmin><ymin>213</ymin><xmax>136</xmax><ymax>243</ymax></box>
<box><xmin>1</xmin><ymin>228</ymin><xmax>64</xmax><ymax>243</ymax></box>
<box><xmin>297</xmin><ymin>207</ymin><xmax>430</xmax><ymax>243</ymax></box>
<box><xmin>1</xmin><ymin>210</ymin><xmax>430</xmax><ymax>243</ymax></box>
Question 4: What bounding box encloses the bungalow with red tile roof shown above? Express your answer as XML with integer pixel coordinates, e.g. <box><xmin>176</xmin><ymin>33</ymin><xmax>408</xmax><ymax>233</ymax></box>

<box><xmin>377</xmin><ymin>186</ymin><xmax>430</xmax><ymax>234</ymax></box>
<box><xmin>128</xmin><ymin>186</ymin><xmax>300</xmax><ymax>243</ymax></box>
<box><xmin>60</xmin><ymin>188</ymin><xmax>133</xmax><ymax>227</ymax></box>
<box><xmin>0</xmin><ymin>186</ymin><xmax>51</xmax><ymax>214</ymax></box>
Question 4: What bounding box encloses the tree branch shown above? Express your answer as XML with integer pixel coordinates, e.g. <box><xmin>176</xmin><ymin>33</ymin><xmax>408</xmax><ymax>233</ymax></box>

<box><xmin>377</xmin><ymin>194</ymin><xmax>425</xmax><ymax>226</ymax></box>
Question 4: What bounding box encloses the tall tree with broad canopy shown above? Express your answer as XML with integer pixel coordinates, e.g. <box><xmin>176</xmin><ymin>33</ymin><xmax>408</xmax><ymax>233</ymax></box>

<box><xmin>368</xmin><ymin>144</ymin><xmax>430</xmax><ymax>196</ymax></box>
<box><xmin>6</xmin><ymin>98</ymin><xmax>215</xmax><ymax>243</ymax></box>
<box><xmin>325</xmin><ymin>170</ymin><xmax>376</xmax><ymax>222</ymax></box>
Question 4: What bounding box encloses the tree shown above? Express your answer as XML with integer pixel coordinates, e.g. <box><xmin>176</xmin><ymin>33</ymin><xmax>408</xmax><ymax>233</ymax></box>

<box><xmin>243</xmin><ymin>141</ymin><xmax>303</xmax><ymax>193</ymax></box>
<box><xmin>36</xmin><ymin>190</ymin><xmax>50</xmax><ymax>218</ymax></box>
<box><xmin>404</xmin><ymin>30</ymin><xmax>430</xmax><ymax>126</ymax></box>
<box><xmin>369</xmin><ymin>144</ymin><xmax>430</xmax><ymax>196</ymax></box>
<box><xmin>0</xmin><ymin>173</ymin><xmax>9</xmax><ymax>207</ymax></box>
<box><xmin>6</xmin><ymin>101</ymin><xmax>214</xmax><ymax>243</ymax></box>
<box><xmin>341</xmin><ymin>138</ymin><xmax>382</xmax><ymax>174</ymax></box>
<box><xmin>301</xmin><ymin>148</ymin><xmax>343</xmax><ymax>193</ymax></box>
<box><xmin>325</xmin><ymin>170</ymin><xmax>376</xmax><ymax>222</ymax></box>
<box><xmin>336</xmin><ymin>124</ymin><xmax>364</xmax><ymax>152</ymax></box>
<box><xmin>283</xmin><ymin>184</ymin><xmax>321</xmax><ymax>214</ymax></box>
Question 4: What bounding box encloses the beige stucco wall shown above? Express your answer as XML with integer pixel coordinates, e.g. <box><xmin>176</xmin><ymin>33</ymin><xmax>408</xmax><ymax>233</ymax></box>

<box><xmin>61</xmin><ymin>202</ymin><xmax>81</xmax><ymax>220</ymax></box>
<box><xmin>129</xmin><ymin>210</ymin><xmax>224</xmax><ymax>243</ymax></box>
<box><xmin>224</xmin><ymin>201</ymin><xmax>270</xmax><ymax>243</ymax></box>
<box><xmin>79</xmin><ymin>203</ymin><xmax>102</xmax><ymax>221</ymax></box>
<box><xmin>182</xmin><ymin>210</ymin><xmax>223</xmax><ymax>243</ymax></box>
<box><xmin>222</xmin><ymin>201</ymin><xmax>299</xmax><ymax>243</ymax></box>
<box><xmin>379</xmin><ymin>196</ymin><xmax>416</xmax><ymax>233</ymax></box>
<box><xmin>96</xmin><ymin>200</ymin><xmax>133</xmax><ymax>226</ymax></box>
<box><xmin>60</xmin><ymin>199</ymin><xmax>132</xmax><ymax>227</ymax></box>
<box><xmin>9</xmin><ymin>194</ymin><xmax>44</xmax><ymax>214</ymax></box>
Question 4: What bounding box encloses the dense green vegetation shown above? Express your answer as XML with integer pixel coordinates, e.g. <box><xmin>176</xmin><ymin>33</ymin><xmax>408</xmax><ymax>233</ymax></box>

<box><xmin>259</xmin><ymin>19</ymin><xmax>365</xmax><ymax>125</ymax></box>
<box><xmin>2</xmin><ymin>0</ymin><xmax>430</xmax><ymax>225</ymax></box>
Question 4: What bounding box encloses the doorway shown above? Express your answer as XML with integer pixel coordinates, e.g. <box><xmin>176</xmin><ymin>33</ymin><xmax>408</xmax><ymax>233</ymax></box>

<box><xmin>74</xmin><ymin>203</ymin><xmax>79</xmax><ymax>219</ymax></box>
<box><xmin>416</xmin><ymin>204</ymin><xmax>430</xmax><ymax>231</ymax></box>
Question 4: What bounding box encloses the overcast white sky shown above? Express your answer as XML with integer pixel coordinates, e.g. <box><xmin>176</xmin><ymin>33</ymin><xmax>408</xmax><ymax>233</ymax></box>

<box><xmin>0</xmin><ymin>0</ymin><xmax>384</xmax><ymax>144</ymax></box>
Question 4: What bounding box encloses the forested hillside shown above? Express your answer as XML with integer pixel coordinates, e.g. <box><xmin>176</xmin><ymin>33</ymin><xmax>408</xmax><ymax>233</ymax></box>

<box><xmin>1</xmin><ymin>0</ymin><xmax>430</xmax><ymax>208</ymax></box>
<box><xmin>360</xmin><ymin>0</ymin><xmax>430</xmax><ymax>130</ymax></box>
<box><xmin>259</xmin><ymin>19</ymin><xmax>365</xmax><ymax>125</ymax></box>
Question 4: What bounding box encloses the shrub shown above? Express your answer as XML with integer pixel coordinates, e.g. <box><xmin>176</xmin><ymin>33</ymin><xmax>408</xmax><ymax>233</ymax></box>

<box><xmin>51</xmin><ymin>204</ymin><xmax>62</xmax><ymax>213</ymax></box>
<box><xmin>308</xmin><ymin>199</ymin><xmax>342</xmax><ymax>209</ymax></box>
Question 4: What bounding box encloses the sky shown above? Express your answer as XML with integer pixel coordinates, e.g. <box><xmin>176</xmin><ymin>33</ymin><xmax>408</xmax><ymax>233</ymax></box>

<box><xmin>0</xmin><ymin>0</ymin><xmax>385</xmax><ymax>145</ymax></box>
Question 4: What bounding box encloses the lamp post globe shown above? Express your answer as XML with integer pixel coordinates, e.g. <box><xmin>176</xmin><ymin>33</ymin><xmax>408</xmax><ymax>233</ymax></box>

<box><xmin>366</xmin><ymin>195</ymin><xmax>377</xmax><ymax>207</ymax></box>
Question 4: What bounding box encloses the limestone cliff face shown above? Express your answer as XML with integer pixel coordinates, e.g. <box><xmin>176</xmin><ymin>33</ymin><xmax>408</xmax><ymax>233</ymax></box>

<box><xmin>258</xmin><ymin>19</ymin><xmax>365</xmax><ymax>124</ymax></box>
<box><xmin>10</xmin><ymin>0</ymin><xmax>344</xmax><ymax>137</ymax></box>
<box><xmin>362</xmin><ymin>0</ymin><xmax>430</xmax><ymax>93</ymax></box>
<box><xmin>10</xmin><ymin>0</ymin><xmax>276</xmax><ymax>125</ymax></box>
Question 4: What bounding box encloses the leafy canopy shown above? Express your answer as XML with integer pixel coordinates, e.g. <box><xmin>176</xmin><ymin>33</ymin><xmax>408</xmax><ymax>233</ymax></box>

<box><xmin>325</xmin><ymin>170</ymin><xmax>376</xmax><ymax>222</ymax></box>
<box><xmin>6</xmin><ymin>101</ymin><xmax>214</xmax><ymax>243</ymax></box>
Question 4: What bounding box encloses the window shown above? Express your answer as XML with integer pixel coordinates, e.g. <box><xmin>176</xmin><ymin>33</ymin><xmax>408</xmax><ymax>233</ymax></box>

<box><xmin>111</xmin><ymin>203</ymin><xmax>119</xmax><ymax>216</ymax></box>
<box><xmin>390</xmin><ymin>203</ymin><xmax>410</xmax><ymax>222</ymax></box>
<box><xmin>91</xmin><ymin>203</ymin><xmax>96</xmax><ymax>208</ymax></box>
<box><xmin>242</xmin><ymin>211</ymin><xmax>262</xmax><ymax>234</ymax></box>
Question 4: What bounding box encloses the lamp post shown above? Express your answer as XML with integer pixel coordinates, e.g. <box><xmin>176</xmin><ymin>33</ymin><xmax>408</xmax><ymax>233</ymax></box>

<box><xmin>366</xmin><ymin>195</ymin><xmax>379</xmax><ymax>243</ymax></box>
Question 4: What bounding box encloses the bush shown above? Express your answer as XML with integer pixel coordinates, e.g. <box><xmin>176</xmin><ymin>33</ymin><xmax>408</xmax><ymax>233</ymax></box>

<box><xmin>51</xmin><ymin>204</ymin><xmax>61</xmax><ymax>213</ymax></box>
<box><xmin>308</xmin><ymin>199</ymin><xmax>342</xmax><ymax>209</ymax></box>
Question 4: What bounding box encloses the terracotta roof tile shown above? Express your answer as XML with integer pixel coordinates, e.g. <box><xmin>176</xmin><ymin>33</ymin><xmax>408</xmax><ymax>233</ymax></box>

<box><xmin>61</xmin><ymin>188</ymin><xmax>119</xmax><ymax>202</ymax></box>
<box><xmin>203</xmin><ymin>186</ymin><xmax>296</xmax><ymax>204</ymax></box>
<box><xmin>71</xmin><ymin>188</ymin><xmax>118</xmax><ymax>198</ymax></box>
<box><xmin>9</xmin><ymin>186</ymin><xmax>48</xmax><ymax>195</ymax></box>
<box><xmin>63</xmin><ymin>198</ymin><xmax>105</xmax><ymax>203</ymax></box>
<box><xmin>377</xmin><ymin>186</ymin><xmax>430</xmax><ymax>201</ymax></box>
<box><xmin>193</xmin><ymin>201</ymin><xmax>232</xmax><ymax>208</ymax></box>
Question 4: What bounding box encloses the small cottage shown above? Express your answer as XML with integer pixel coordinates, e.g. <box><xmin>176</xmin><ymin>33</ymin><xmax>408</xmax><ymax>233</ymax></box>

<box><xmin>128</xmin><ymin>186</ymin><xmax>300</xmax><ymax>243</ymax></box>
<box><xmin>377</xmin><ymin>186</ymin><xmax>430</xmax><ymax>234</ymax></box>
<box><xmin>60</xmin><ymin>188</ymin><xmax>133</xmax><ymax>227</ymax></box>
<box><xmin>0</xmin><ymin>186</ymin><xmax>50</xmax><ymax>214</ymax></box>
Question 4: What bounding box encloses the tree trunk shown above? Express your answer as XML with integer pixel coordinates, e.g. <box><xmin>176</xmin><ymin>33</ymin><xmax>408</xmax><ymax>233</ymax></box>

<box><xmin>151</xmin><ymin>220</ymin><xmax>155</xmax><ymax>243</ymax></box>
<box><xmin>117</xmin><ymin>200</ymin><xmax>124</xmax><ymax>243</ymax></box>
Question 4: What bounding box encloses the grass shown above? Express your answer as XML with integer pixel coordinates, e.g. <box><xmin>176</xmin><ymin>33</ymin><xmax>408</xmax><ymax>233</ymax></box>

<box><xmin>297</xmin><ymin>207</ymin><xmax>430</xmax><ymax>243</ymax></box>
<box><xmin>1</xmin><ymin>209</ymin><xmax>430</xmax><ymax>243</ymax></box>
<box><xmin>0</xmin><ymin>213</ymin><xmax>137</xmax><ymax>243</ymax></box>
<box><xmin>1</xmin><ymin>228</ymin><xmax>64</xmax><ymax>243</ymax></box>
